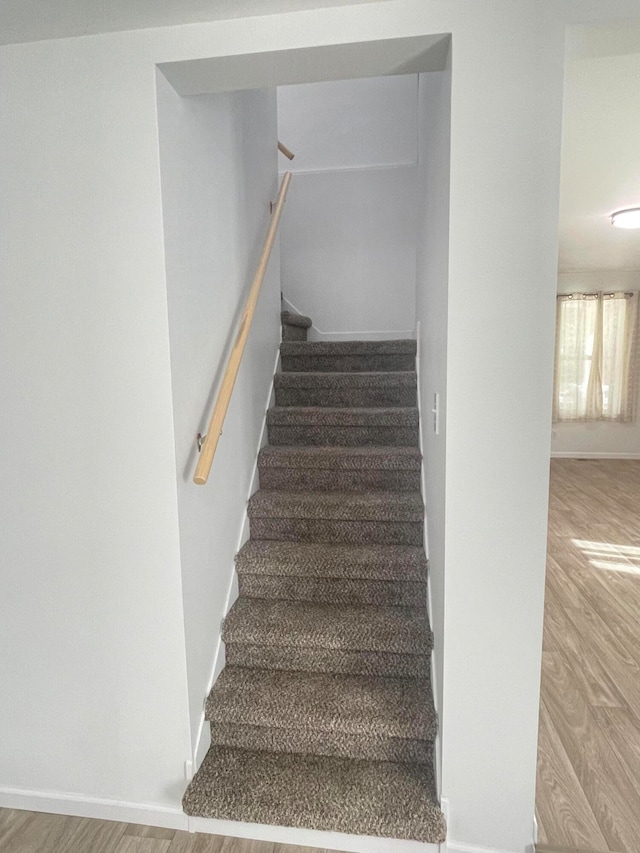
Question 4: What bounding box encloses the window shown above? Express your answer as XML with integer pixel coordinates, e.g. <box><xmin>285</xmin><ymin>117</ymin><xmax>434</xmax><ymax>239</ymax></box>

<box><xmin>553</xmin><ymin>291</ymin><xmax>639</xmax><ymax>423</ymax></box>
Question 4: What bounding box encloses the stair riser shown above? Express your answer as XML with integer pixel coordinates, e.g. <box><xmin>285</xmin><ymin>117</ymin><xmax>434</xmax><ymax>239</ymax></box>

<box><xmin>267</xmin><ymin>425</ymin><xmax>419</xmax><ymax>446</ymax></box>
<box><xmin>250</xmin><ymin>517</ymin><xmax>423</xmax><ymax>546</ymax></box>
<box><xmin>281</xmin><ymin>325</ymin><xmax>307</xmax><ymax>341</ymax></box>
<box><xmin>209</xmin><ymin>721</ymin><xmax>433</xmax><ymax>765</ymax></box>
<box><xmin>225</xmin><ymin>643</ymin><xmax>431</xmax><ymax>679</ymax></box>
<box><xmin>257</xmin><ymin>466</ymin><xmax>421</xmax><ymax>492</ymax></box>
<box><xmin>238</xmin><ymin>574</ymin><xmax>427</xmax><ymax>608</ymax></box>
<box><xmin>281</xmin><ymin>354</ymin><xmax>415</xmax><ymax>373</ymax></box>
<box><xmin>275</xmin><ymin>387</ymin><xmax>417</xmax><ymax>407</ymax></box>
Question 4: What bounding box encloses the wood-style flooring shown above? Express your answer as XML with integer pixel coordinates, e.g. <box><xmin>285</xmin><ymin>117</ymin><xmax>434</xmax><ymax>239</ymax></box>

<box><xmin>536</xmin><ymin>458</ymin><xmax>640</xmax><ymax>853</ymax></box>
<box><xmin>0</xmin><ymin>808</ymin><xmax>347</xmax><ymax>853</ymax></box>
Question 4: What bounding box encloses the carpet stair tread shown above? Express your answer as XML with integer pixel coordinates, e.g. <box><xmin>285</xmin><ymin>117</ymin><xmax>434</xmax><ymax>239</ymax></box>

<box><xmin>281</xmin><ymin>340</ymin><xmax>416</xmax><ymax>357</ymax></box>
<box><xmin>206</xmin><ymin>666</ymin><xmax>436</xmax><ymax>741</ymax></box>
<box><xmin>258</xmin><ymin>445</ymin><xmax>422</xmax><ymax>471</ymax></box>
<box><xmin>182</xmin><ymin>745</ymin><xmax>446</xmax><ymax>843</ymax></box>
<box><xmin>274</xmin><ymin>370</ymin><xmax>416</xmax><ymax>389</ymax></box>
<box><xmin>248</xmin><ymin>489</ymin><xmax>424</xmax><ymax>522</ymax></box>
<box><xmin>222</xmin><ymin>598</ymin><xmax>431</xmax><ymax>656</ymax></box>
<box><xmin>236</xmin><ymin>540</ymin><xmax>428</xmax><ymax>581</ymax></box>
<box><xmin>238</xmin><ymin>573</ymin><xmax>426</xmax><ymax>607</ymax></box>
<box><xmin>281</xmin><ymin>311</ymin><xmax>312</xmax><ymax>329</ymax></box>
<box><xmin>267</xmin><ymin>406</ymin><xmax>418</xmax><ymax>426</ymax></box>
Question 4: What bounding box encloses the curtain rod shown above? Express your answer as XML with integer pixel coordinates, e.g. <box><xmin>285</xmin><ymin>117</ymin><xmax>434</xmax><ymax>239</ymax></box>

<box><xmin>557</xmin><ymin>291</ymin><xmax>635</xmax><ymax>300</ymax></box>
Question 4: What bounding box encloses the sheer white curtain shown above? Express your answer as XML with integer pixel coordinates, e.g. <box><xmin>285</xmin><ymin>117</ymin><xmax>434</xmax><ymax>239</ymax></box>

<box><xmin>553</xmin><ymin>292</ymin><xmax>639</xmax><ymax>423</ymax></box>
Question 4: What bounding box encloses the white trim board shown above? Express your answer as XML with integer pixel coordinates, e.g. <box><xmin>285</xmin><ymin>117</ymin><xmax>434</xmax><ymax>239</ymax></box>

<box><xmin>190</xmin><ymin>343</ymin><xmax>281</xmax><ymax>774</ymax></box>
<box><xmin>281</xmin><ymin>295</ymin><xmax>415</xmax><ymax>342</ymax></box>
<box><xmin>310</xmin><ymin>329</ymin><xmax>416</xmax><ymax>341</ymax></box>
<box><xmin>189</xmin><ymin>815</ymin><xmax>440</xmax><ymax>853</ymax></box>
<box><xmin>0</xmin><ymin>786</ymin><xmax>188</xmax><ymax>831</ymax></box>
<box><xmin>550</xmin><ymin>451</ymin><xmax>640</xmax><ymax>459</ymax></box>
<box><xmin>415</xmin><ymin>319</ymin><xmax>442</xmax><ymax>798</ymax></box>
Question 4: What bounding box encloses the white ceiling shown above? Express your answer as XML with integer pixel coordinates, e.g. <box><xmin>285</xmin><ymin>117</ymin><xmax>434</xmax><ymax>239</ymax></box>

<box><xmin>0</xmin><ymin>0</ymin><xmax>386</xmax><ymax>46</ymax></box>
<box><xmin>559</xmin><ymin>50</ymin><xmax>640</xmax><ymax>272</ymax></box>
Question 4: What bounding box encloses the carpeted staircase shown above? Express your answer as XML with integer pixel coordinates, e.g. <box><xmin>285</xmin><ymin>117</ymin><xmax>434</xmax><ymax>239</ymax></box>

<box><xmin>182</xmin><ymin>311</ymin><xmax>446</xmax><ymax>845</ymax></box>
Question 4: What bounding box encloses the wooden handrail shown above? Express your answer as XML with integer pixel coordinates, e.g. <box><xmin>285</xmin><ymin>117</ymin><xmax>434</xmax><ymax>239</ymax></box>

<box><xmin>278</xmin><ymin>141</ymin><xmax>295</xmax><ymax>161</ymax></box>
<box><xmin>194</xmin><ymin>171</ymin><xmax>293</xmax><ymax>485</ymax></box>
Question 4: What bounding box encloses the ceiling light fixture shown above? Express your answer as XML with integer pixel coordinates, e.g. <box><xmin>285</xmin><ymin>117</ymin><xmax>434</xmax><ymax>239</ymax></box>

<box><xmin>611</xmin><ymin>207</ymin><xmax>640</xmax><ymax>229</ymax></box>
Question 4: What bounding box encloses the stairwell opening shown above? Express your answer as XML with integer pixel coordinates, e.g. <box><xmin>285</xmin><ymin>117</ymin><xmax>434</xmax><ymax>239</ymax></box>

<box><xmin>156</xmin><ymin>34</ymin><xmax>451</xmax><ymax>849</ymax></box>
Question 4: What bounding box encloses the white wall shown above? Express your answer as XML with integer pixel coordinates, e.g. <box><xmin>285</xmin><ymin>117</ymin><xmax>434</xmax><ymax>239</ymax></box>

<box><xmin>415</xmin><ymin>65</ymin><xmax>451</xmax><ymax>793</ymax></box>
<box><xmin>552</xmin><ymin>270</ymin><xmax>640</xmax><ymax>457</ymax></box>
<box><xmin>156</xmin><ymin>77</ymin><xmax>280</xmax><ymax>758</ymax></box>
<box><xmin>0</xmin><ymin>34</ymin><xmax>192</xmax><ymax>814</ymax></box>
<box><xmin>1</xmin><ymin>0</ymin><xmax>639</xmax><ymax>846</ymax></box>
<box><xmin>277</xmin><ymin>76</ymin><xmax>418</xmax><ymax>337</ymax></box>
<box><xmin>278</xmin><ymin>75</ymin><xmax>418</xmax><ymax>172</ymax></box>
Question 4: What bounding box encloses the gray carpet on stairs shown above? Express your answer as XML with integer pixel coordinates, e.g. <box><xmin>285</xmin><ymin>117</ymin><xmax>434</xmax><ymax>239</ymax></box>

<box><xmin>274</xmin><ymin>370</ymin><xmax>417</xmax><ymax>408</ymax></box>
<box><xmin>182</xmin><ymin>746</ymin><xmax>447</xmax><ymax>843</ymax></box>
<box><xmin>183</xmin><ymin>332</ymin><xmax>446</xmax><ymax>844</ymax></box>
<box><xmin>281</xmin><ymin>311</ymin><xmax>312</xmax><ymax>341</ymax></box>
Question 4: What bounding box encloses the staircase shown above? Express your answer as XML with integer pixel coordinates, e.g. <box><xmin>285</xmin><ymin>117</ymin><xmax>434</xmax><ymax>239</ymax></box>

<box><xmin>183</xmin><ymin>312</ymin><xmax>446</xmax><ymax>845</ymax></box>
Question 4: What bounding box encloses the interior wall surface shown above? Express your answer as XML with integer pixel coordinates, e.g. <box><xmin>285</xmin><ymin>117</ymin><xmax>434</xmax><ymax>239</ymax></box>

<box><xmin>277</xmin><ymin>75</ymin><xmax>418</xmax><ymax>337</ymax></box>
<box><xmin>0</xmin><ymin>32</ymin><xmax>193</xmax><ymax>812</ymax></box>
<box><xmin>156</xmin><ymin>75</ymin><xmax>280</xmax><ymax>756</ymax></box>
<box><xmin>552</xmin><ymin>269</ymin><xmax>640</xmax><ymax>457</ymax></box>
<box><xmin>1</xmin><ymin>0</ymin><xmax>639</xmax><ymax>844</ymax></box>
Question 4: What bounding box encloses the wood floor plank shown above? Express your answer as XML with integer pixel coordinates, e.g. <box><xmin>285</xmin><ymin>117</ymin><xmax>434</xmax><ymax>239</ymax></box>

<box><xmin>536</xmin><ymin>845</ymin><xmax>624</xmax><ymax>853</ymax></box>
<box><xmin>57</xmin><ymin>816</ymin><xmax>129</xmax><ymax>852</ymax></box>
<box><xmin>1</xmin><ymin>811</ymin><xmax>75</xmax><ymax>853</ymax></box>
<box><xmin>592</xmin><ymin>707</ymin><xmax>640</xmax><ymax>800</ymax></box>
<box><xmin>0</xmin><ymin>809</ymin><xmax>36</xmax><ymax>852</ymax></box>
<box><xmin>166</xmin><ymin>832</ymin><xmax>224</xmax><ymax>853</ymax></box>
<box><xmin>125</xmin><ymin>824</ymin><xmax>177</xmax><ymax>840</ymax></box>
<box><xmin>114</xmin><ymin>837</ymin><xmax>171</xmax><ymax>853</ymax></box>
<box><xmin>220</xmin><ymin>839</ymin><xmax>275</xmax><ymax>853</ymax></box>
<box><xmin>273</xmin><ymin>847</ymin><xmax>326</xmax><ymax>853</ymax></box>
<box><xmin>535</xmin><ymin>695</ymin><xmax>607</xmax><ymax>850</ymax></box>
<box><xmin>538</xmin><ymin>459</ymin><xmax>640</xmax><ymax>852</ymax></box>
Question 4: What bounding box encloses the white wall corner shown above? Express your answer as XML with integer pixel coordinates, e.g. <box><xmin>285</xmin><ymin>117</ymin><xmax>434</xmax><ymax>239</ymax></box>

<box><xmin>191</xmin><ymin>343</ymin><xmax>281</xmax><ymax>772</ymax></box>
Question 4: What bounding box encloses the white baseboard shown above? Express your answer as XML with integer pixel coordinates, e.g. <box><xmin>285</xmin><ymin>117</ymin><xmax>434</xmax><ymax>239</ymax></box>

<box><xmin>308</xmin><ymin>329</ymin><xmax>416</xmax><ymax>342</ymax></box>
<box><xmin>415</xmin><ymin>319</ymin><xmax>442</xmax><ymax>799</ymax></box>
<box><xmin>0</xmin><ymin>785</ymin><xmax>188</xmax><ymax>830</ymax></box>
<box><xmin>191</xmin><ymin>342</ymin><xmax>281</xmax><ymax>773</ymax></box>
<box><xmin>551</xmin><ymin>451</ymin><xmax>640</xmax><ymax>459</ymax></box>
<box><xmin>281</xmin><ymin>295</ymin><xmax>415</xmax><ymax>342</ymax></box>
<box><xmin>189</xmin><ymin>815</ymin><xmax>440</xmax><ymax>852</ymax></box>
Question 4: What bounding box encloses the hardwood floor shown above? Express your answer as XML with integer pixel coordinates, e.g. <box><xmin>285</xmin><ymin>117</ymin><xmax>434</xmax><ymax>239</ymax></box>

<box><xmin>0</xmin><ymin>808</ymin><xmax>348</xmax><ymax>853</ymax></box>
<box><xmin>536</xmin><ymin>458</ymin><xmax>640</xmax><ymax>853</ymax></box>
